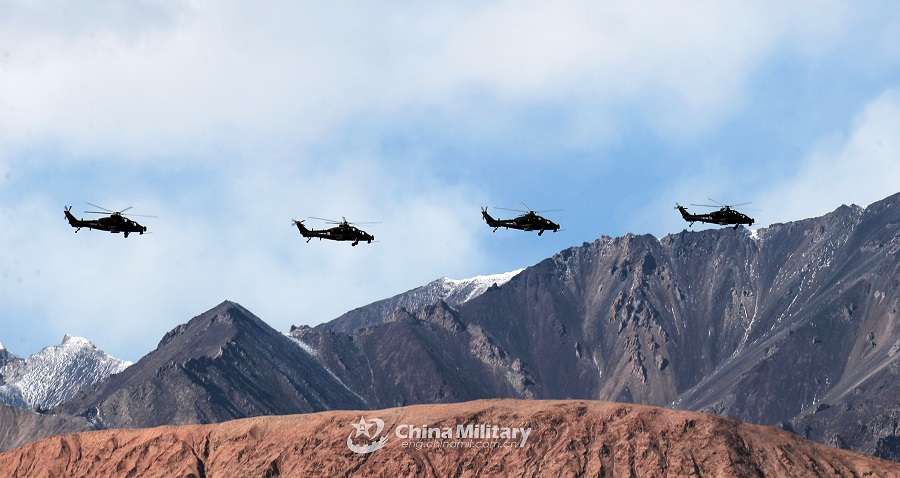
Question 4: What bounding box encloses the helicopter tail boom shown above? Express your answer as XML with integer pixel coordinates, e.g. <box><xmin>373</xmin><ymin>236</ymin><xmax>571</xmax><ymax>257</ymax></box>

<box><xmin>675</xmin><ymin>204</ymin><xmax>693</xmax><ymax>220</ymax></box>
<box><xmin>64</xmin><ymin>206</ymin><xmax>88</xmax><ymax>229</ymax></box>
<box><xmin>293</xmin><ymin>219</ymin><xmax>312</xmax><ymax>237</ymax></box>
<box><xmin>481</xmin><ymin>208</ymin><xmax>501</xmax><ymax>228</ymax></box>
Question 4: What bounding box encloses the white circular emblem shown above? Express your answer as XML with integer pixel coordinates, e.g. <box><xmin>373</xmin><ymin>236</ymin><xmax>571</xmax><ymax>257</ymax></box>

<box><xmin>347</xmin><ymin>416</ymin><xmax>389</xmax><ymax>454</ymax></box>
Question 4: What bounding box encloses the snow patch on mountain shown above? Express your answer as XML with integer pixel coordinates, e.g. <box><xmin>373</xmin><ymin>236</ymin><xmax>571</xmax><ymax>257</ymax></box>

<box><xmin>284</xmin><ymin>333</ymin><xmax>318</xmax><ymax>358</ymax></box>
<box><xmin>400</xmin><ymin>269</ymin><xmax>526</xmax><ymax>312</ymax></box>
<box><xmin>0</xmin><ymin>335</ymin><xmax>131</xmax><ymax>410</ymax></box>
<box><xmin>440</xmin><ymin>269</ymin><xmax>525</xmax><ymax>305</ymax></box>
<box><xmin>320</xmin><ymin>268</ymin><xmax>525</xmax><ymax>334</ymax></box>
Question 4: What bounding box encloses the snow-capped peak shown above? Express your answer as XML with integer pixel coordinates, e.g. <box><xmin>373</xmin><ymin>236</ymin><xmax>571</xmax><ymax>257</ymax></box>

<box><xmin>61</xmin><ymin>335</ymin><xmax>92</xmax><ymax>347</ymax></box>
<box><xmin>0</xmin><ymin>335</ymin><xmax>131</xmax><ymax>410</ymax></box>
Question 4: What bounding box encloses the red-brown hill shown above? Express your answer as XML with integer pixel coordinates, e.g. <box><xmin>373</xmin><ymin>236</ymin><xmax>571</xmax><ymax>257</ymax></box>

<box><xmin>2</xmin><ymin>399</ymin><xmax>897</xmax><ymax>477</ymax></box>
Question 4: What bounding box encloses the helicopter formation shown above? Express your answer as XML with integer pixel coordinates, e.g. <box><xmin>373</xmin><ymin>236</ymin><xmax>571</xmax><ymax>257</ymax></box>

<box><xmin>64</xmin><ymin>199</ymin><xmax>755</xmax><ymax>243</ymax></box>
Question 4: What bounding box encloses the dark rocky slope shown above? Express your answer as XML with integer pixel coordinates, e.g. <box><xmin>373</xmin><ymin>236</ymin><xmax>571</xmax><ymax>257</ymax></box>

<box><xmin>56</xmin><ymin>301</ymin><xmax>366</xmax><ymax>429</ymax></box>
<box><xmin>0</xmin><ymin>403</ymin><xmax>90</xmax><ymax>452</ymax></box>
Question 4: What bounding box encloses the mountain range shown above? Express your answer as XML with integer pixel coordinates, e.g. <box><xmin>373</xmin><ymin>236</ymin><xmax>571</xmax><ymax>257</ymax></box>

<box><xmin>1</xmin><ymin>191</ymin><xmax>898</xmax><ymax>462</ymax></box>
<box><xmin>288</xmin><ymin>191</ymin><xmax>900</xmax><ymax>459</ymax></box>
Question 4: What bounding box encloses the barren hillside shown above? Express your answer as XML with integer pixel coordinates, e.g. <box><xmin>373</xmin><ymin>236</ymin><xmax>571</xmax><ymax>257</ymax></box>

<box><xmin>2</xmin><ymin>399</ymin><xmax>897</xmax><ymax>477</ymax></box>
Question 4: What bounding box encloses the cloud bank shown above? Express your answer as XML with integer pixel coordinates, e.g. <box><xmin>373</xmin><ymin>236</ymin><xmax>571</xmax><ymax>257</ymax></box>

<box><xmin>0</xmin><ymin>1</ymin><xmax>897</xmax><ymax>360</ymax></box>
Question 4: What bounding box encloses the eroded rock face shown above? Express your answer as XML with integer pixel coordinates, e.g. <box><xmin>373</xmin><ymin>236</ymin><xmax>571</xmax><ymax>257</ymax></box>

<box><xmin>2</xmin><ymin>399</ymin><xmax>897</xmax><ymax>478</ymax></box>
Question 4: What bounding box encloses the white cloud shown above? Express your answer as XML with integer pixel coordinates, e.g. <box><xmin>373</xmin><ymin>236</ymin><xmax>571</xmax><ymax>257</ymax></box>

<box><xmin>758</xmin><ymin>89</ymin><xmax>900</xmax><ymax>224</ymax></box>
<box><xmin>1</xmin><ymin>0</ymin><xmax>896</xmax><ymax>361</ymax></box>
<box><xmin>0</xmin><ymin>1</ymin><xmax>859</xmax><ymax>158</ymax></box>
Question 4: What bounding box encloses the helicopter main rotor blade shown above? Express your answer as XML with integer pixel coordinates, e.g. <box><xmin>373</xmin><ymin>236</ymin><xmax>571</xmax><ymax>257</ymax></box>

<box><xmin>494</xmin><ymin>207</ymin><xmax>529</xmax><ymax>213</ymax></box>
<box><xmin>693</xmin><ymin>200</ymin><xmax>752</xmax><ymax>208</ymax></box>
<box><xmin>707</xmin><ymin>199</ymin><xmax>752</xmax><ymax>208</ymax></box>
<box><xmin>309</xmin><ymin>216</ymin><xmax>342</xmax><ymax>223</ymax></box>
<box><xmin>86</xmin><ymin>203</ymin><xmax>114</xmax><ymax>213</ymax></box>
<box><xmin>119</xmin><ymin>206</ymin><xmax>134</xmax><ymax>214</ymax></box>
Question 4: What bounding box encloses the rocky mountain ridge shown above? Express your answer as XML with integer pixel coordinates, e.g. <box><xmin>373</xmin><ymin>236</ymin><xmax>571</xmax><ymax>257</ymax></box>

<box><xmin>56</xmin><ymin>301</ymin><xmax>367</xmax><ymax>430</ymax></box>
<box><xmin>315</xmin><ymin>268</ymin><xmax>523</xmax><ymax>333</ymax></box>
<box><xmin>0</xmin><ymin>335</ymin><xmax>130</xmax><ymax>411</ymax></box>
<box><xmin>0</xmin><ymin>344</ymin><xmax>18</xmax><ymax>386</ymax></box>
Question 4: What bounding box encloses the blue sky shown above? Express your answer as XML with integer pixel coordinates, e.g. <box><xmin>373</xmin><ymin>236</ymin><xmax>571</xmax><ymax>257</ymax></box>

<box><xmin>1</xmin><ymin>1</ymin><xmax>898</xmax><ymax>362</ymax></box>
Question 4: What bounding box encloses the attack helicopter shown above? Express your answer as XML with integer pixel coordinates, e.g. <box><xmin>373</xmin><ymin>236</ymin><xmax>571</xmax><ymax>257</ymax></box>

<box><xmin>293</xmin><ymin>217</ymin><xmax>375</xmax><ymax>246</ymax></box>
<box><xmin>676</xmin><ymin>200</ymin><xmax>754</xmax><ymax>229</ymax></box>
<box><xmin>64</xmin><ymin>203</ymin><xmax>153</xmax><ymax>238</ymax></box>
<box><xmin>481</xmin><ymin>205</ymin><xmax>560</xmax><ymax>236</ymax></box>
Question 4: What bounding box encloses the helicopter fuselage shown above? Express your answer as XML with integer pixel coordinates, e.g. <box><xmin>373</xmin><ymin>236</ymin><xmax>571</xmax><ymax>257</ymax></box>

<box><xmin>676</xmin><ymin>205</ymin><xmax>754</xmax><ymax>229</ymax></box>
<box><xmin>482</xmin><ymin>208</ymin><xmax>560</xmax><ymax>236</ymax></box>
<box><xmin>64</xmin><ymin>207</ymin><xmax>147</xmax><ymax>237</ymax></box>
<box><xmin>294</xmin><ymin>220</ymin><xmax>374</xmax><ymax>246</ymax></box>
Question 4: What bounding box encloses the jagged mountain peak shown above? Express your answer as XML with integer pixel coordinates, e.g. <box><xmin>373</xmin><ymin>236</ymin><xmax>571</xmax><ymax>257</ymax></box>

<box><xmin>59</xmin><ymin>335</ymin><xmax>93</xmax><ymax>347</ymax></box>
<box><xmin>203</xmin><ymin>299</ymin><xmax>253</xmax><ymax>319</ymax></box>
<box><xmin>191</xmin><ymin>300</ymin><xmax>269</xmax><ymax>334</ymax></box>
<box><xmin>0</xmin><ymin>335</ymin><xmax>130</xmax><ymax>411</ymax></box>
<box><xmin>56</xmin><ymin>300</ymin><xmax>367</xmax><ymax>429</ymax></box>
<box><xmin>156</xmin><ymin>300</ymin><xmax>272</xmax><ymax>353</ymax></box>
